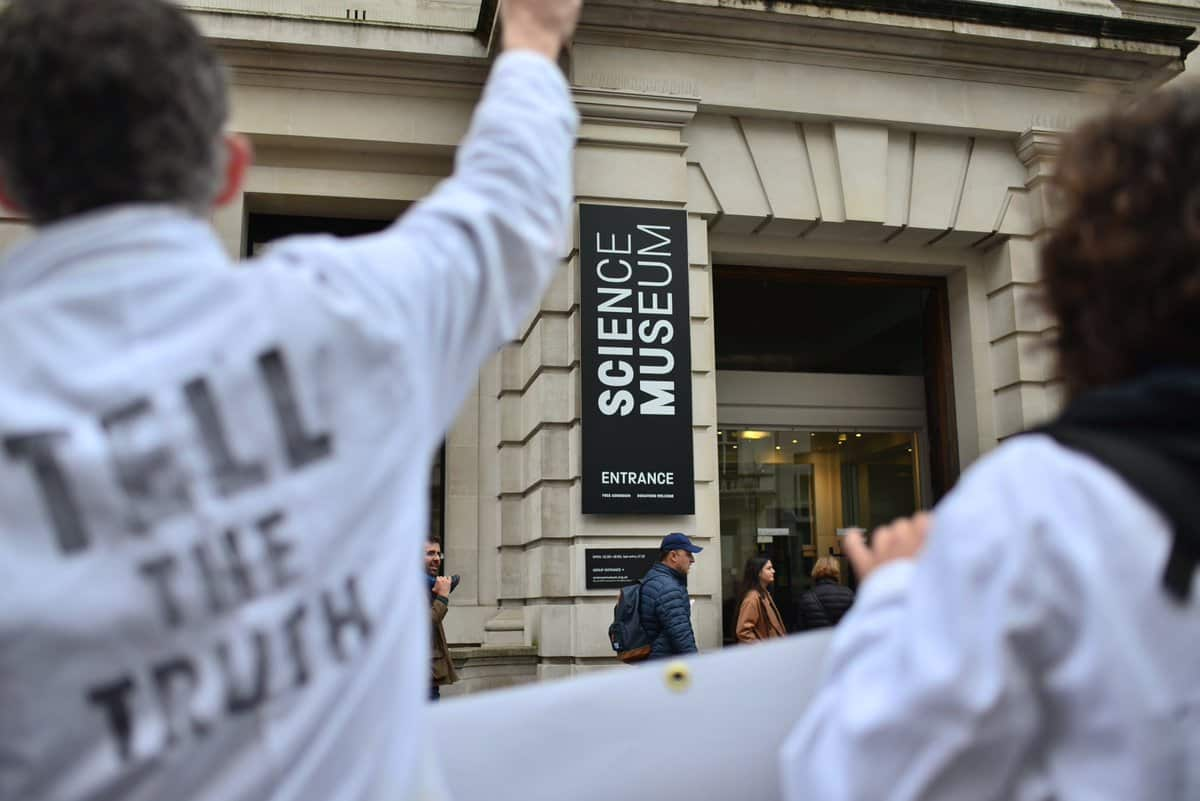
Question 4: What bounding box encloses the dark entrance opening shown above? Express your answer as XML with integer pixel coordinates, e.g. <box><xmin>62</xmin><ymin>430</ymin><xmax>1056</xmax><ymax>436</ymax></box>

<box><xmin>714</xmin><ymin>267</ymin><xmax>959</xmax><ymax>639</ymax></box>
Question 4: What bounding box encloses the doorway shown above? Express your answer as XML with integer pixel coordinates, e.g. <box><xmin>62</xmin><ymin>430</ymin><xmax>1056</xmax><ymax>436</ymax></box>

<box><xmin>716</xmin><ymin>373</ymin><xmax>931</xmax><ymax>640</ymax></box>
<box><xmin>713</xmin><ymin>268</ymin><xmax>956</xmax><ymax>642</ymax></box>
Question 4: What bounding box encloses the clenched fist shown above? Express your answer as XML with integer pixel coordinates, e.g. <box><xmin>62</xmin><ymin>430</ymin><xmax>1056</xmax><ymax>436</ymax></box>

<box><xmin>845</xmin><ymin>512</ymin><xmax>931</xmax><ymax>584</ymax></box>
<box><xmin>501</xmin><ymin>0</ymin><xmax>582</xmax><ymax>60</ymax></box>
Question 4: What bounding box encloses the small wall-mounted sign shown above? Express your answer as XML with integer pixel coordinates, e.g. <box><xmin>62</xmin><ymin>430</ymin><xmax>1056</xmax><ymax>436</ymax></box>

<box><xmin>585</xmin><ymin>548</ymin><xmax>660</xmax><ymax>590</ymax></box>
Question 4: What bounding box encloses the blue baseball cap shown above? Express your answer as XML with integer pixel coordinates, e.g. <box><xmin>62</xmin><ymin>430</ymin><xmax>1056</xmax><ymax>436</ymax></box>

<box><xmin>660</xmin><ymin>532</ymin><xmax>702</xmax><ymax>553</ymax></box>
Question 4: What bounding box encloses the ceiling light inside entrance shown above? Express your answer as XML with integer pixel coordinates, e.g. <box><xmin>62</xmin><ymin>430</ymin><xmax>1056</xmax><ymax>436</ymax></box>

<box><xmin>740</xmin><ymin>430</ymin><xmax>770</xmax><ymax>440</ymax></box>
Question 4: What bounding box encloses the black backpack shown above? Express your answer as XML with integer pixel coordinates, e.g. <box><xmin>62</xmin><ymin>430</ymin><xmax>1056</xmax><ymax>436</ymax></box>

<box><xmin>609</xmin><ymin>580</ymin><xmax>652</xmax><ymax>663</ymax></box>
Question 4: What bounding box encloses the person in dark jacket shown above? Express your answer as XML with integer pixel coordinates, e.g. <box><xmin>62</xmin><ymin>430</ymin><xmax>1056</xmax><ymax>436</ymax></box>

<box><xmin>639</xmin><ymin>532</ymin><xmax>701</xmax><ymax>659</ymax></box>
<box><xmin>797</xmin><ymin>556</ymin><xmax>855</xmax><ymax>630</ymax></box>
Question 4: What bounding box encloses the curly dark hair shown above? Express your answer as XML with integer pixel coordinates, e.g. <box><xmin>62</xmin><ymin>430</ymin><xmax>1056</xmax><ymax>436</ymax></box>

<box><xmin>0</xmin><ymin>0</ymin><xmax>228</xmax><ymax>224</ymax></box>
<box><xmin>1041</xmin><ymin>84</ymin><xmax>1200</xmax><ymax>399</ymax></box>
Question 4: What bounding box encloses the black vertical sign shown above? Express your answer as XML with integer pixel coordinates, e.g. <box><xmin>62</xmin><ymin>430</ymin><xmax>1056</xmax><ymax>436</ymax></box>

<box><xmin>580</xmin><ymin>205</ymin><xmax>694</xmax><ymax>515</ymax></box>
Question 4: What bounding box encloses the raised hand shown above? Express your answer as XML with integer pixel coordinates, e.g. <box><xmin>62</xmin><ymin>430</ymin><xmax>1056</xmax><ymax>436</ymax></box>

<box><xmin>844</xmin><ymin>512</ymin><xmax>931</xmax><ymax>583</ymax></box>
<box><xmin>501</xmin><ymin>0</ymin><xmax>582</xmax><ymax>60</ymax></box>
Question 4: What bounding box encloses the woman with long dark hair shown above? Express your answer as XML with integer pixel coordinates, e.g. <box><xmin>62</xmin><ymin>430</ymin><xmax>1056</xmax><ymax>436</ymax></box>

<box><xmin>734</xmin><ymin>556</ymin><xmax>787</xmax><ymax>644</ymax></box>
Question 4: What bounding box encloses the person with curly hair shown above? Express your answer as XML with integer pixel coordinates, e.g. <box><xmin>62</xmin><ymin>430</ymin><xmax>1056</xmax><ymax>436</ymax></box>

<box><xmin>781</xmin><ymin>84</ymin><xmax>1200</xmax><ymax>801</ymax></box>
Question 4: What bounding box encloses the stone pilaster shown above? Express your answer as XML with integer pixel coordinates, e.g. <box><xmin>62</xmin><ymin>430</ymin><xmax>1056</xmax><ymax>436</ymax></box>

<box><xmin>986</xmin><ymin>128</ymin><xmax>1064</xmax><ymax>439</ymax></box>
<box><xmin>486</xmin><ymin>85</ymin><xmax>712</xmax><ymax>678</ymax></box>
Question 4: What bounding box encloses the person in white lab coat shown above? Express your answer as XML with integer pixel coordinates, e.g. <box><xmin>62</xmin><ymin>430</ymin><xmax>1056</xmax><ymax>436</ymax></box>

<box><xmin>782</xmin><ymin>85</ymin><xmax>1200</xmax><ymax>801</ymax></box>
<box><xmin>0</xmin><ymin>0</ymin><xmax>579</xmax><ymax>799</ymax></box>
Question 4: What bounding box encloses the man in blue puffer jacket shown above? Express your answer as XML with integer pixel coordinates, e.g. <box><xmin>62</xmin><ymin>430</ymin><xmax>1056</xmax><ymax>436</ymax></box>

<box><xmin>639</xmin><ymin>532</ymin><xmax>701</xmax><ymax>659</ymax></box>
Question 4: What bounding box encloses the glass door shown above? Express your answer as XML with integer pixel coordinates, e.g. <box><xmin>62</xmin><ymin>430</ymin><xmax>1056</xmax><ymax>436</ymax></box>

<box><xmin>718</xmin><ymin>427</ymin><xmax>922</xmax><ymax>641</ymax></box>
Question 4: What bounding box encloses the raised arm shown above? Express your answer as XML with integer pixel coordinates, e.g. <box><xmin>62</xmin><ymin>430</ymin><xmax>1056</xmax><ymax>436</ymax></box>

<box><xmin>267</xmin><ymin>0</ymin><xmax>581</xmax><ymax>432</ymax></box>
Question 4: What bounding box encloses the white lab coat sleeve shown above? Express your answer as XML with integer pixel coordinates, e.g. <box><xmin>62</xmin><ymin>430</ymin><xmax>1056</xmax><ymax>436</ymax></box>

<box><xmin>780</xmin><ymin>464</ymin><xmax>1055</xmax><ymax>801</ymax></box>
<box><xmin>265</xmin><ymin>50</ymin><xmax>578</xmax><ymax>433</ymax></box>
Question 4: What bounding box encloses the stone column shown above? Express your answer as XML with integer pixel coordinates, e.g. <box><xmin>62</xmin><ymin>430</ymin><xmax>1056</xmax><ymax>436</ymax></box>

<box><xmin>984</xmin><ymin>128</ymin><xmax>1063</xmax><ymax>439</ymax></box>
<box><xmin>486</xmin><ymin>85</ymin><xmax>716</xmax><ymax>679</ymax></box>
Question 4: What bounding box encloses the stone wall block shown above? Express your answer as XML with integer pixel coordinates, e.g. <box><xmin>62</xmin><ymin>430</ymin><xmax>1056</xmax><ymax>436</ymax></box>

<box><xmin>987</xmin><ymin>289</ymin><xmax>1019</xmax><ymax>342</ymax></box>
<box><xmin>995</xmin><ymin>189</ymin><xmax>1035</xmax><ymax>238</ymax></box>
<box><xmin>909</xmin><ymin>132</ymin><xmax>972</xmax><ymax>232</ymax></box>
<box><xmin>885</xmin><ymin>128</ymin><xmax>914</xmax><ymax>228</ymax></box>
<box><xmin>519</xmin><ymin>320</ymin><xmax>546</xmax><ymax>390</ymax></box>
<box><xmin>521</xmin><ymin>490</ymin><xmax>545</xmax><ymax>544</ymax></box>
<box><xmin>833</xmin><ymin>121</ymin><xmax>889</xmax><ymax>223</ymax></box>
<box><xmin>955</xmin><ymin>136</ymin><xmax>1029</xmax><ymax>235</ymax></box>
<box><xmin>576</xmin><ymin>145</ymin><xmax>689</xmax><ymax>204</ymax></box>
<box><xmin>988</xmin><ymin>284</ymin><xmax>1051</xmax><ymax>341</ymax></box>
<box><xmin>517</xmin><ymin>370</ymin><xmax>576</xmax><ymax>441</ymax></box>
<box><xmin>499</xmin><ymin>392</ymin><xmax>522</xmax><ymax>444</ymax></box>
<box><xmin>1011</xmin><ymin>284</ymin><xmax>1052</xmax><ymax>332</ymax></box>
<box><xmin>984</xmin><ymin>237</ymin><xmax>1042</xmax><ymax>292</ymax></box>
<box><xmin>994</xmin><ymin>383</ymin><xmax>1051</xmax><ymax>439</ymax></box>
<box><xmin>538</xmin><ymin>541</ymin><xmax>572</xmax><ymax>598</ymax></box>
<box><xmin>576</xmin><ymin>602</ymin><xmax>621</xmax><ymax>658</ymax></box>
<box><xmin>684</xmin><ymin>115</ymin><xmax>772</xmax><ymax>233</ymax></box>
<box><xmin>500</xmin><ymin>495</ymin><xmax>524</xmax><ymax>548</ymax></box>
<box><xmin>568</xmin><ymin>422</ymin><xmax>582</xmax><ymax>482</ymax></box>
<box><xmin>446</xmin><ymin>443</ymin><xmax>479</xmax><ymax>498</ymax></box>
<box><xmin>989</xmin><ymin>337</ymin><xmax>1022</xmax><ymax>390</ymax></box>
<box><xmin>693</xmin><ymin>427</ymin><xmax>717</xmax><ymax>484</ymax></box>
<box><xmin>519</xmin><ymin>426</ymin><xmax>572</xmax><ymax>490</ymax></box>
<box><xmin>801</xmin><ymin>122</ymin><xmax>848</xmax><ymax>223</ymax></box>
<box><xmin>538</xmin><ymin>483</ymin><xmax>573</xmax><ymax>541</ymax></box>
<box><xmin>500</xmin><ymin>344</ymin><xmax>523</xmax><ymax>393</ymax></box>
<box><xmin>691</xmin><ymin>317</ymin><xmax>716</xmax><ymax>373</ymax></box>
<box><xmin>447</xmin><ymin>388</ymin><xmax>480</xmax><ymax>446</ymax></box>
<box><xmin>739</xmin><ymin>117</ymin><xmax>822</xmax><ymax>232</ymax></box>
<box><xmin>692</xmin><ymin>598</ymin><xmax>722</xmax><ymax>651</ymax></box>
<box><xmin>536</xmin><ymin>604</ymin><xmax>574</xmax><ymax>657</ymax></box>
<box><xmin>689</xmin><ymin>264</ymin><xmax>713</xmax><ymax>320</ymax></box>
<box><xmin>500</xmin><ymin>546</ymin><xmax>525</xmax><ymax>598</ymax></box>
<box><xmin>693</xmin><ymin>482</ymin><xmax>720</xmax><ymax>540</ymax></box>
<box><xmin>522</xmin><ymin>546</ymin><xmax>544</xmax><ymax>597</ymax></box>
<box><xmin>687</xmin><ymin>163</ymin><xmax>721</xmax><ymax>220</ymax></box>
<box><xmin>687</xmin><ymin>214</ymin><xmax>710</xmax><ymax>267</ymax></box>
<box><xmin>498</xmin><ymin>444</ymin><xmax>524</xmax><ymax>496</ymax></box>
<box><xmin>691</xmin><ymin>370</ymin><xmax>717</xmax><ymax>429</ymax></box>
<box><xmin>540</xmin><ymin>259</ymin><xmax>577</xmax><ymax>315</ymax></box>
<box><xmin>444</xmin><ymin>495</ymin><xmax>480</xmax><ymax>603</ymax></box>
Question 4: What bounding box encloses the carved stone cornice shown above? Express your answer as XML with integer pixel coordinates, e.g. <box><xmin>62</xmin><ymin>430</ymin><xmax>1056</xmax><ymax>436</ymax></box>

<box><xmin>1017</xmin><ymin>128</ymin><xmax>1064</xmax><ymax>182</ymax></box>
<box><xmin>577</xmin><ymin>0</ymin><xmax>1194</xmax><ymax>90</ymax></box>
<box><xmin>572</xmin><ymin>86</ymin><xmax>700</xmax><ymax>129</ymax></box>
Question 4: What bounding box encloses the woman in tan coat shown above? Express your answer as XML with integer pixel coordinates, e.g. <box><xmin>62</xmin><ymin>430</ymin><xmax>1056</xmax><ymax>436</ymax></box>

<box><xmin>735</xmin><ymin>556</ymin><xmax>788</xmax><ymax>643</ymax></box>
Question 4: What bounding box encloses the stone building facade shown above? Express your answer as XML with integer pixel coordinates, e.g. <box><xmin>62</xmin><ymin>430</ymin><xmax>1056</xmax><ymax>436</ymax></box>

<box><xmin>0</xmin><ymin>0</ymin><xmax>1195</xmax><ymax>692</ymax></box>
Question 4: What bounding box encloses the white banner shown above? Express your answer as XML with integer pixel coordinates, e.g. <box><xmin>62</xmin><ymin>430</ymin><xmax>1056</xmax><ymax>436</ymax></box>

<box><xmin>429</xmin><ymin>630</ymin><xmax>834</xmax><ymax>801</ymax></box>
